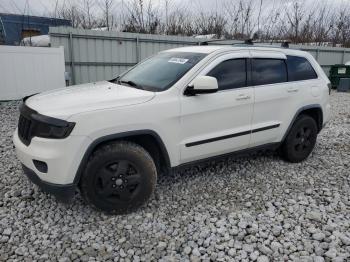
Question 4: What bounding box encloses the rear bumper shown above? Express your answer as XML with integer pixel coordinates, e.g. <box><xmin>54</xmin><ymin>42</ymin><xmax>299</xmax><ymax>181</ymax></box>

<box><xmin>22</xmin><ymin>164</ymin><xmax>75</xmax><ymax>202</ymax></box>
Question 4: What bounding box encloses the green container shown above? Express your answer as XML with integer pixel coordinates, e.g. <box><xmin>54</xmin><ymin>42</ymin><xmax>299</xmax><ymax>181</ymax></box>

<box><xmin>329</xmin><ymin>65</ymin><xmax>350</xmax><ymax>89</ymax></box>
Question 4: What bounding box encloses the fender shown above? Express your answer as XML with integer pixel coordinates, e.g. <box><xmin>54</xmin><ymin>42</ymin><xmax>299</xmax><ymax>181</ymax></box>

<box><xmin>73</xmin><ymin>130</ymin><xmax>171</xmax><ymax>185</ymax></box>
<box><xmin>282</xmin><ymin>104</ymin><xmax>323</xmax><ymax>142</ymax></box>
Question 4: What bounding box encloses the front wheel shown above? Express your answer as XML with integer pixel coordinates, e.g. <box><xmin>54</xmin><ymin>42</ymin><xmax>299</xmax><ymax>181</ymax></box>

<box><xmin>281</xmin><ymin>115</ymin><xmax>318</xmax><ymax>163</ymax></box>
<box><xmin>80</xmin><ymin>141</ymin><xmax>157</xmax><ymax>214</ymax></box>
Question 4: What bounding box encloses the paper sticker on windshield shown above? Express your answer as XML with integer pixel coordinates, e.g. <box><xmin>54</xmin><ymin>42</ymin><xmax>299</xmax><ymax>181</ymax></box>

<box><xmin>168</xmin><ymin>58</ymin><xmax>189</xmax><ymax>64</ymax></box>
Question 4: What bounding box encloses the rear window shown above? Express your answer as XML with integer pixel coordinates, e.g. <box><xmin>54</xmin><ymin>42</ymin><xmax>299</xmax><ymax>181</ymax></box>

<box><xmin>287</xmin><ymin>55</ymin><xmax>318</xmax><ymax>81</ymax></box>
<box><xmin>252</xmin><ymin>59</ymin><xmax>287</xmax><ymax>86</ymax></box>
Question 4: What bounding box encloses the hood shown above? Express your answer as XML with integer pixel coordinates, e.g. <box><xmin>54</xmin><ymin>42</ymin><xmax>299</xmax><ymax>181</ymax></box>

<box><xmin>25</xmin><ymin>81</ymin><xmax>155</xmax><ymax>119</ymax></box>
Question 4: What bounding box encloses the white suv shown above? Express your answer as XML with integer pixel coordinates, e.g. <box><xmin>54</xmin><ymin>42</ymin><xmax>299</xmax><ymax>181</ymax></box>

<box><xmin>13</xmin><ymin>45</ymin><xmax>331</xmax><ymax>214</ymax></box>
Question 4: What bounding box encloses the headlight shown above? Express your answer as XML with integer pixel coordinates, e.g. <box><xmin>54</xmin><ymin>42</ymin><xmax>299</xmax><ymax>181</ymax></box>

<box><xmin>31</xmin><ymin>114</ymin><xmax>75</xmax><ymax>139</ymax></box>
<box><xmin>18</xmin><ymin>104</ymin><xmax>75</xmax><ymax>146</ymax></box>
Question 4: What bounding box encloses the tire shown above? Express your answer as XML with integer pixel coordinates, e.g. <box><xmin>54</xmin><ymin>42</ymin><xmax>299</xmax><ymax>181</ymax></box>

<box><xmin>80</xmin><ymin>141</ymin><xmax>157</xmax><ymax>214</ymax></box>
<box><xmin>281</xmin><ymin>115</ymin><xmax>318</xmax><ymax>163</ymax></box>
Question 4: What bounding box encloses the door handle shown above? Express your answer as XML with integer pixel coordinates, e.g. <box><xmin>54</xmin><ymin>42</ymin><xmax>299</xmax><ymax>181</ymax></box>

<box><xmin>236</xmin><ymin>94</ymin><xmax>251</xmax><ymax>101</ymax></box>
<box><xmin>287</xmin><ymin>88</ymin><xmax>299</xmax><ymax>93</ymax></box>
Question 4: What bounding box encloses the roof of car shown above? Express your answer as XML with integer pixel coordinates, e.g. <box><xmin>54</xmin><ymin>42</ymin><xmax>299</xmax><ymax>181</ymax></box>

<box><xmin>164</xmin><ymin>45</ymin><xmax>308</xmax><ymax>57</ymax></box>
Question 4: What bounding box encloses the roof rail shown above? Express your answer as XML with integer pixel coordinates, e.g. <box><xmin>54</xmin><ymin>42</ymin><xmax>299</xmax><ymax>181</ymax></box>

<box><xmin>198</xmin><ymin>38</ymin><xmax>234</xmax><ymax>46</ymax></box>
<box><xmin>199</xmin><ymin>38</ymin><xmax>293</xmax><ymax>49</ymax></box>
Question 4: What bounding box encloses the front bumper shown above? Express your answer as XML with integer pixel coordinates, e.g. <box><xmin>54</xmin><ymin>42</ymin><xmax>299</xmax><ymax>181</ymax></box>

<box><xmin>22</xmin><ymin>164</ymin><xmax>75</xmax><ymax>202</ymax></box>
<box><xmin>13</xmin><ymin>130</ymin><xmax>91</xmax><ymax>184</ymax></box>
<box><xmin>13</xmin><ymin>129</ymin><xmax>92</xmax><ymax>201</ymax></box>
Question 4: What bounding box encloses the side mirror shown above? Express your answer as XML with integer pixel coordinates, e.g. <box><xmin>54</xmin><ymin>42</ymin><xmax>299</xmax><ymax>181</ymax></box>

<box><xmin>184</xmin><ymin>76</ymin><xmax>218</xmax><ymax>96</ymax></box>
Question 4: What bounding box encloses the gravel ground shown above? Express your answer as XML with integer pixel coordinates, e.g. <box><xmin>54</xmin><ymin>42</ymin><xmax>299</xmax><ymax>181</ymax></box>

<box><xmin>0</xmin><ymin>92</ymin><xmax>349</xmax><ymax>262</ymax></box>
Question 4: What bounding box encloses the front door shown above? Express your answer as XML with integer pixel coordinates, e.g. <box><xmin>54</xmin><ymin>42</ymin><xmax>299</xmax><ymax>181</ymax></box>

<box><xmin>179</xmin><ymin>52</ymin><xmax>254</xmax><ymax>164</ymax></box>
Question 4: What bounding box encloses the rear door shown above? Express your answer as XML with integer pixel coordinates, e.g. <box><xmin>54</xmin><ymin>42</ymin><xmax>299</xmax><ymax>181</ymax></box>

<box><xmin>249</xmin><ymin>51</ymin><xmax>296</xmax><ymax>147</ymax></box>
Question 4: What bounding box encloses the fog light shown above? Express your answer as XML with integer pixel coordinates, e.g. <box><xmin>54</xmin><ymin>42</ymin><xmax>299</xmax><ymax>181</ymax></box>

<box><xmin>33</xmin><ymin>160</ymin><xmax>48</xmax><ymax>173</ymax></box>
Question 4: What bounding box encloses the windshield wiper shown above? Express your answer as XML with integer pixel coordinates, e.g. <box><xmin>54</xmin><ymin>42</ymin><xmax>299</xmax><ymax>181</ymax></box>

<box><xmin>118</xmin><ymin>80</ymin><xmax>145</xmax><ymax>90</ymax></box>
<box><xmin>108</xmin><ymin>76</ymin><xmax>120</xmax><ymax>83</ymax></box>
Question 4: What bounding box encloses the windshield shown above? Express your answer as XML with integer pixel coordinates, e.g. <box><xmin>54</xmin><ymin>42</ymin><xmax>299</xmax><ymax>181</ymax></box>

<box><xmin>117</xmin><ymin>52</ymin><xmax>207</xmax><ymax>92</ymax></box>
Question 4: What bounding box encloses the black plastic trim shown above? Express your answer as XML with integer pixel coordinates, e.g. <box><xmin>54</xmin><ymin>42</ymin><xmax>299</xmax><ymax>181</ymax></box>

<box><xmin>73</xmin><ymin>130</ymin><xmax>171</xmax><ymax>184</ymax></box>
<box><xmin>22</xmin><ymin>164</ymin><xmax>75</xmax><ymax>203</ymax></box>
<box><xmin>174</xmin><ymin>142</ymin><xmax>280</xmax><ymax>171</ymax></box>
<box><xmin>186</xmin><ymin>130</ymin><xmax>251</xmax><ymax>147</ymax></box>
<box><xmin>247</xmin><ymin>58</ymin><xmax>252</xmax><ymax>87</ymax></box>
<box><xmin>33</xmin><ymin>160</ymin><xmax>48</xmax><ymax>173</ymax></box>
<box><xmin>184</xmin><ymin>85</ymin><xmax>218</xmax><ymax>96</ymax></box>
<box><xmin>252</xmin><ymin>124</ymin><xmax>281</xmax><ymax>133</ymax></box>
<box><xmin>186</xmin><ymin>124</ymin><xmax>280</xmax><ymax>147</ymax></box>
<box><xmin>281</xmin><ymin>104</ymin><xmax>323</xmax><ymax>142</ymax></box>
<box><xmin>22</xmin><ymin>93</ymin><xmax>38</xmax><ymax>102</ymax></box>
<box><xmin>20</xmin><ymin>104</ymin><xmax>73</xmax><ymax>128</ymax></box>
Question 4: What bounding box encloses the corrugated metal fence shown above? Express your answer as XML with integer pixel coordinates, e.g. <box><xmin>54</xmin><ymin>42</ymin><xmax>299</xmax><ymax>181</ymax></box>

<box><xmin>50</xmin><ymin>27</ymin><xmax>202</xmax><ymax>85</ymax></box>
<box><xmin>50</xmin><ymin>27</ymin><xmax>350</xmax><ymax>85</ymax></box>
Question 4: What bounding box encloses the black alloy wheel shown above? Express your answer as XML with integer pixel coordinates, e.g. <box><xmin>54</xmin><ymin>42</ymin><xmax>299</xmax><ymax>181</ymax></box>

<box><xmin>281</xmin><ymin>115</ymin><xmax>318</xmax><ymax>163</ymax></box>
<box><xmin>293</xmin><ymin>126</ymin><xmax>313</xmax><ymax>154</ymax></box>
<box><xmin>95</xmin><ymin>160</ymin><xmax>141</xmax><ymax>202</ymax></box>
<box><xmin>80</xmin><ymin>141</ymin><xmax>157</xmax><ymax>214</ymax></box>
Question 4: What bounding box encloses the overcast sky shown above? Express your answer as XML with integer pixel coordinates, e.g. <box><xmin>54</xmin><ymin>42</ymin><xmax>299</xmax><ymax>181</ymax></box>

<box><xmin>0</xmin><ymin>0</ymin><xmax>349</xmax><ymax>17</ymax></box>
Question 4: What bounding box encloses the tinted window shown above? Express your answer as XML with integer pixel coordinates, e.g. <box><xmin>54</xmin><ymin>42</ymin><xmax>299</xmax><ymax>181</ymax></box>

<box><xmin>287</xmin><ymin>55</ymin><xmax>318</xmax><ymax>81</ymax></box>
<box><xmin>118</xmin><ymin>52</ymin><xmax>207</xmax><ymax>91</ymax></box>
<box><xmin>252</xmin><ymin>59</ymin><xmax>287</xmax><ymax>86</ymax></box>
<box><xmin>207</xmin><ymin>59</ymin><xmax>247</xmax><ymax>90</ymax></box>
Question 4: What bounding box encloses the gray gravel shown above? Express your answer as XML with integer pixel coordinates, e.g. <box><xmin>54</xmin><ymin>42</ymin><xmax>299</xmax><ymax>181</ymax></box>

<box><xmin>1</xmin><ymin>92</ymin><xmax>350</xmax><ymax>261</ymax></box>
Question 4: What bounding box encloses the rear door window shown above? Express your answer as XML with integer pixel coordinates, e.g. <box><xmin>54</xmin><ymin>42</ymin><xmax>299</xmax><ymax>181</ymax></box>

<box><xmin>252</xmin><ymin>59</ymin><xmax>288</xmax><ymax>86</ymax></box>
<box><xmin>287</xmin><ymin>55</ymin><xmax>318</xmax><ymax>81</ymax></box>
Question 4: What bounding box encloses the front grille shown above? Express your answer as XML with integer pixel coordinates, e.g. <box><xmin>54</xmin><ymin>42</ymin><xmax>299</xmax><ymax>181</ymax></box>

<box><xmin>18</xmin><ymin>114</ymin><xmax>33</xmax><ymax>145</ymax></box>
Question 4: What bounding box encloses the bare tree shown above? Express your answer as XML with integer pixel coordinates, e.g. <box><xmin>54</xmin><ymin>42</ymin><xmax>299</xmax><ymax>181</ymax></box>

<box><xmin>98</xmin><ymin>0</ymin><xmax>115</xmax><ymax>30</ymax></box>
<box><xmin>311</xmin><ymin>6</ymin><xmax>333</xmax><ymax>45</ymax></box>
<box><xmin>122</xmin><ymin>0</ymin><xmax>160</xmax><ymax>34</ymax></box>
<box><xmin>55</xmin><ymin>3</ymin><xmax>83</xmax><ymax>28</ymax></box>
<box><xmin>193</xmin><ymin>12</ymin><xmax>227</xmax><ymax>38</ymax></box>
<box><xmin>331</xmin><ymin>7</ymin><xmax>350</xmax><ymax>47</ymax></box>
<box><xmin>81</xmin><ymin>0</ymin><xmax>95</xmax><ymax>29</ymax></box>
<box><xmin>257</xmin><ymin>0</ymin><xmax>263</xmax><ymax>37</ymax></box>
<box><xmin>285</xmin><ymin>1</ymin><xmax>304</xmax><ymax>43</ymax></box>
<box><xmin>52</xmin><ymin>0</ymin><xmax>350</xmax><ymax>47</ymax></box>
<box><xmin>224</xmin><ymin>0</ymin><xmax>255</xmax><ymax>40</ymax></box>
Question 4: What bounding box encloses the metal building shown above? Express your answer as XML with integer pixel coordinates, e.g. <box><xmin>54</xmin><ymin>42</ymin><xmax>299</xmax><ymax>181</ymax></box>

<box><xmin>0</xmin><ymin>13</ymin><xmax>71</xmax><ymax>45</ymax></box>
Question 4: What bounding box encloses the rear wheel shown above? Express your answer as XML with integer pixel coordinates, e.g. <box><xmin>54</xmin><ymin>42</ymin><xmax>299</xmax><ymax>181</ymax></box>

<box><xmin>281</xmin><ymin>115</ymin><xmax>318</xmax><ymax>163</ymax></box>
<box><xmin>80</xmin><ymin>141</ymin><xmax>157</xmax><ymax>214</ymax></box>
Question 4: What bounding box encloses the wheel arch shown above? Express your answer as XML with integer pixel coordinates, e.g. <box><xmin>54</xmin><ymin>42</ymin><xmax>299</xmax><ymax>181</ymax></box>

<box><xmin>73</xmin><ymin>130</ymin><xmax>171</xmax><ymax>185</ymax></box>
<box><xmin>282</xmin><ymin>104</ymin><xmax>323</xmax><ymax>142</ymax></box>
